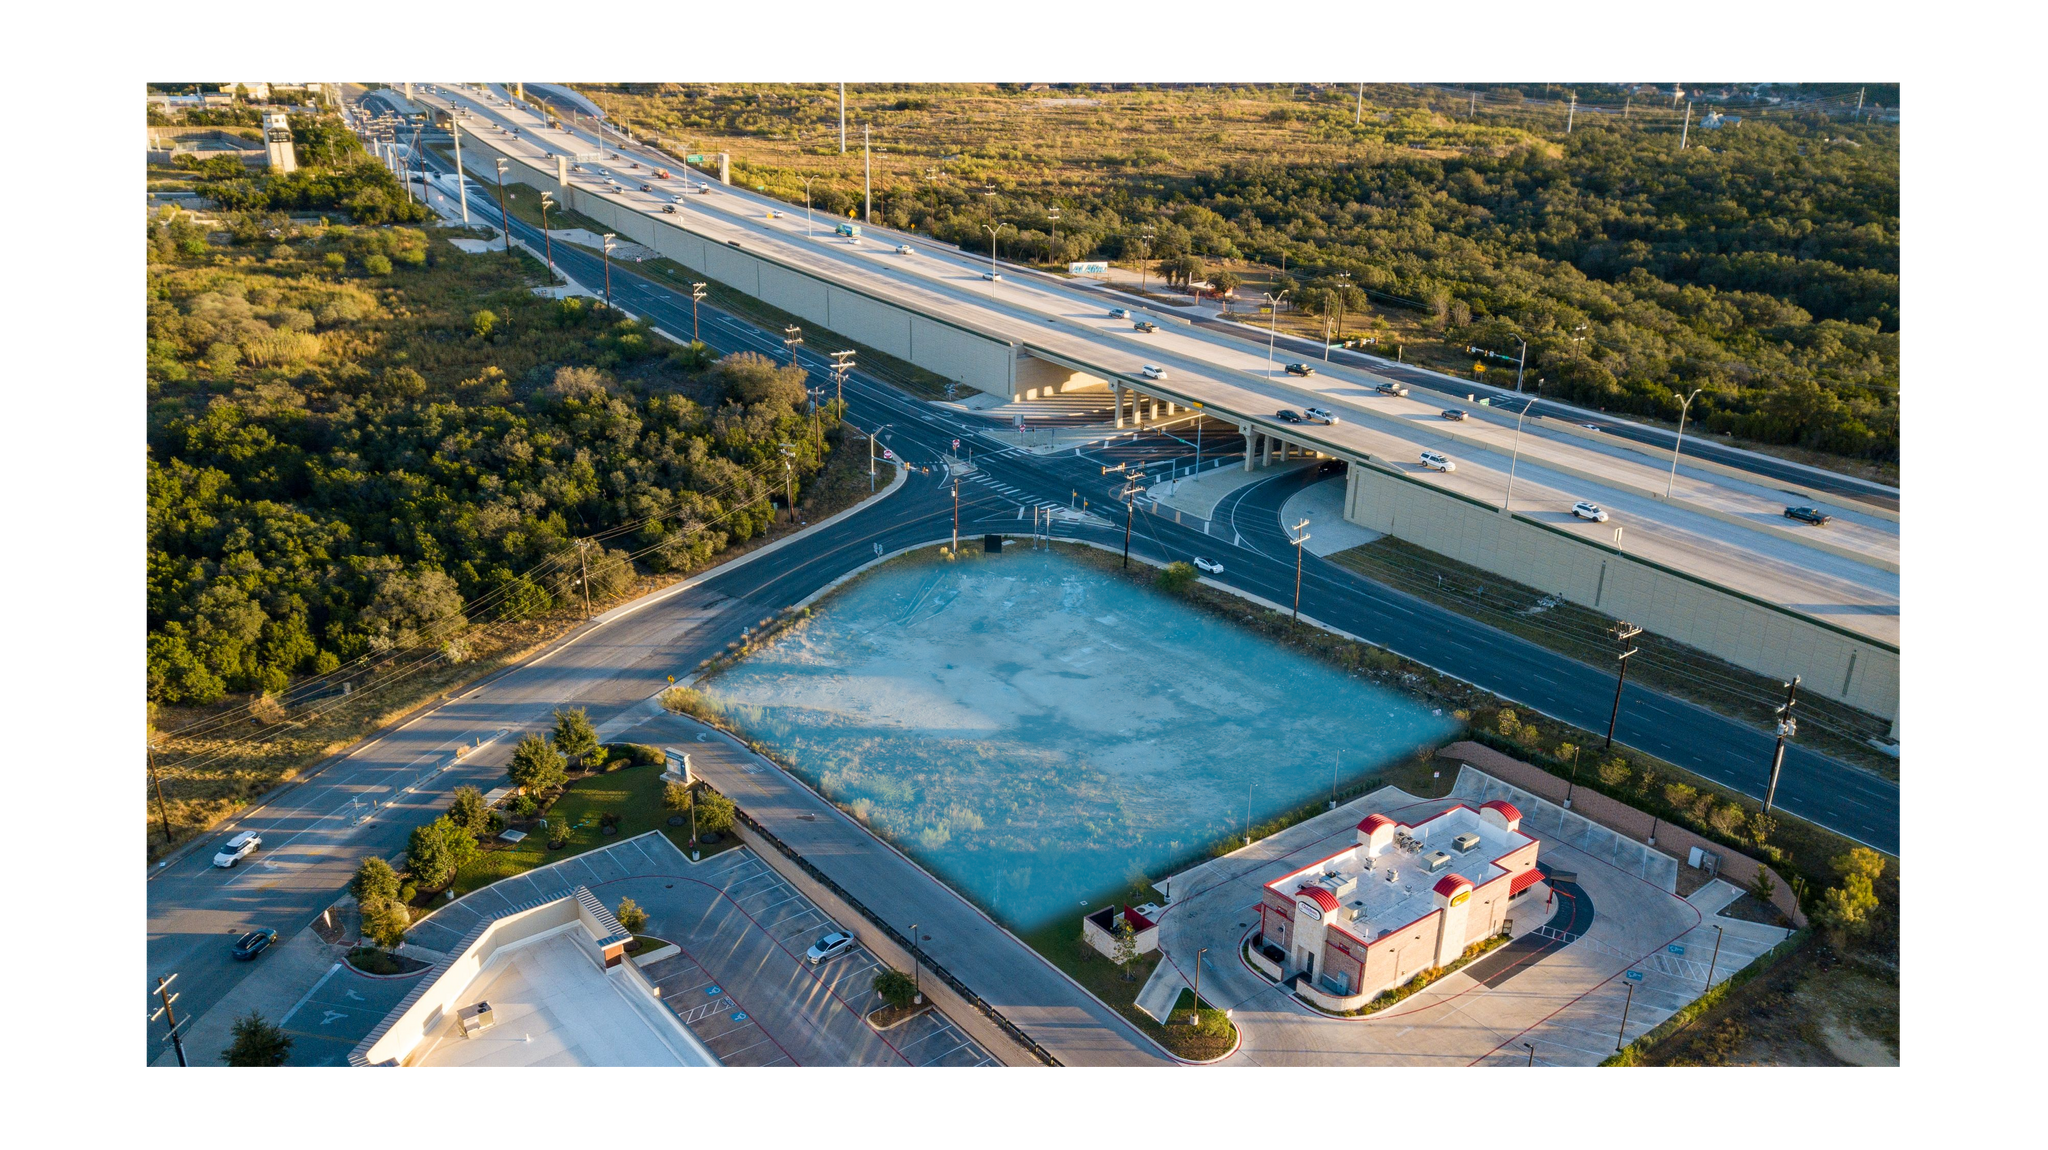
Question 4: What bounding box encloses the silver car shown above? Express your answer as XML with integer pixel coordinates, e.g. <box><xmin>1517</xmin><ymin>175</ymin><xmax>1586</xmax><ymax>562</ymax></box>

<box><xmin>805</xmin><ymin>930</ymin><xmax>855</xmax><ymax>965</ymax></box>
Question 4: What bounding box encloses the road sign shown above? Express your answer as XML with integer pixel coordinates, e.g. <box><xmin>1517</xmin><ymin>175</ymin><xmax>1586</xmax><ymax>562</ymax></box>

<box><xmin>1668</xmin><ymin>944</ymin><xmax>1687</xmax><ymax>955</ymax></box>
<box><xmin>1625</xmin><ymin>970</ymin><xmax>1644</xmax><ymax>982</ymax></box>
<box><xmin>952</xmin><ymin>438</ymin><xmax>960</xmax><ymax>452</ymax></box>
<box><xmin>684</xmin><ymin>154</ymin><xmax>705</xmax><ymax>163</ymax></box>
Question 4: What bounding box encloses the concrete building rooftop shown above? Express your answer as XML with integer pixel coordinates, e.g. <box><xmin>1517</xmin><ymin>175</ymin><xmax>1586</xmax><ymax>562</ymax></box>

<box><xmin>1272</xmin><ymin>804</ymin><xmax>1535</xmax><ymax>943</ymax></box>
<box><xmin>411</xmin><ymin>927</ymin><xmax>706</xmax><ymax>1067</ymax></box>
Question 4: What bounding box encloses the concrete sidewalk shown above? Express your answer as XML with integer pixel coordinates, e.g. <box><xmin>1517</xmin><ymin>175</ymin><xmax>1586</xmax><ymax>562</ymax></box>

<box><xmin>1279</xmin><ymin>476</ymin><xmax>1382</xmax><ymax>556</ymax></box>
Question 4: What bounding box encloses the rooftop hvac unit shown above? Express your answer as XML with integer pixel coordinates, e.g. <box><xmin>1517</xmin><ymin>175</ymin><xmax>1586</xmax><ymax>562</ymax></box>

<box><xmin>1453</xmin><ymin>833</ymin><xmax>1482</xmax><ymax>853</ymax></box>
<box><xmin>1423</xmin><ymin>851</ymin><xmax>1454</xmax><ymax>873</ymax></box>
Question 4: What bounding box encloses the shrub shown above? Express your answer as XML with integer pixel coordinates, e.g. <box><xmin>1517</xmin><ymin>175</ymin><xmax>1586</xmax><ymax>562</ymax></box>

<box><xmin>1663</xmin><ymin>782</ymin><xmax>1698</xmax><ymax>810</ymax></box>
<box><xmin>615</xmin><ymin>897</ymin><xmax>649</xmax><ymax>934</ymax></box>
<box><xmin>664</xmin><ymin>782</ymin><xmax>694</xmax><ymax>813</ymax></box>
<box><xmin>545</xmin><ymin>818</ymin><xmax>571</xmax><ymax>850</ymax></box>
<box><xmin>398</xmin><ymin>882</ymin><xmax>418</xmax><ymax>904</ymax></box>
<box><xmin>405</xmin><ymin>815</ymin><xmax>477</xmax><ymax>889</ymax></box>
<box><xmin>362</xmin><ymin>253</ymin><xmax>392</xmax><ymax>275</ymax></box>
<box><xmin>599</xmin><ymin>811</ymin><xmax>621</xmax><ymax>829</ymax></box>
<box><xmin>694</xmin><ymin>787</ymin><xmax>737</xmax><ymax>834</ymax></box>
<box><xmin>359</xmin><ymin>897</ymin><xmax>410</xmax><ymax>948</ymax></box>
<box><xmin>508</xmin><ymin>734</ymin><xmax>567</xmax><ymax>795</ymax></box>
<box><xmin>446</xmin><ymin>785</ymin><xmax>492</xmax><ymax>837</ymax></box>
<box><xmin>1596</xmin><ymin>757</ymin><xmax>1632</xmax><ymax>788</ymax></box>
<box><xmin>552</xmin><ymin>707</ymin><xmax>600</xmax><ymax>763</ymax></box>
<box><xmin>873</xmin><ymin>968</ymin><xmax>919</xmax><ymax>1009</ymax></box>
<box><xmin>1709</xmin><ymin>803</ymin><xmax>1744</xmax><ymax>837</ymax></box>
<box><xmin>220</xmin><ymin>1011</ymin><xmax>293</xmax><ymax>1066</ymax></box>
<box><xmin>1155</xmin><ymin>561</ymin><xmax>1196</xmax><ymax>593</ymax></box>
<box><xmin>511</xmin><ymin>794</ymin><xmax>537</xmax><ymax>817</ymax></box>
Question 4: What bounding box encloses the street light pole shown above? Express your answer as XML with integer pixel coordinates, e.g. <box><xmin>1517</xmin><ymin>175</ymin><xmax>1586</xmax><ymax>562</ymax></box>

<box><xmin>982</xmin><ymin>223</ymin><xmax>999</xmax><ymax>288</ymax></box>
<box><xmin>451</xmin><ymin>119</ymin><xmax>469</xmax><ymax>224</ymax></box>
<box><xmin>1244</xmin><ymin>781</ymin><xmax>1258</xmax><ymax>847</ymax></box>
<box><xmin>1503</xmin><ymin>385</ymin><xmax>1540</xmax><ymax>511</ymax></box>
<box><xmin>1666</xmin><ymin>388</ymin><xmax>1704</xmax><ymax>498</ymax></box>
<box><xmin>909</xmin><ymin>923</ymin><xmax>922</xmax><ymax>1003</ymax></box>
<box><xmin>1615</xmin><ymin>981</ymin><xmax>1637</xmax><ymax>1051</ymax></box>
<box><xmin>1514</xmin><ymin>335</ymin><xmax>1528</xmax><ymax>392</ymax></box>
<box><xmin>1047</xmin><ymin>206</ymin><xmax>1060</xmax><ymax>265</ymax></box>
<box><xmin>800</xmin><ymin>176</ymin><xmax>816</xmax><ymax>237</ymax></box>
<box><xmin>1287</xmin><ymin>517</ymin><xmax>1311</xmax><ymax>620</ymax></box>
<box><xmin>1138</xmin><ymin>229</ymin><xmax>1156</xmax><ymax>294</ymax></box>
<box><xmin>538</xmin><ymin>191</ymin><xmax>556</xmax><ymax>282</ymax></box>
<box><xmin>1706</xmin><ymin>924</ymin><xmax>1724</xmax><ymax>987</ymax></box>
<box><xmin>1263</xmin><ymin>291</ymin><xmax>1289</xmax><ymax>376</ymax></box>
<box><xmin>600</xmin><ymin>233</ymin><xmax>616</xmax><ymax>308</ymax></box>
<box><xmin>1190</xmin><ymin>947</ymin><xmax>1208</xmax><ymax>1026</ymax></box>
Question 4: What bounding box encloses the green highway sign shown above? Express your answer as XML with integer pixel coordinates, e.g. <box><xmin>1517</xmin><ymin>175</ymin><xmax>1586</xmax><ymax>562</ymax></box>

<box><xmin>684</xmin><ymin>154</ymin><xmax>705</xmax><ymax>163</ymax></box>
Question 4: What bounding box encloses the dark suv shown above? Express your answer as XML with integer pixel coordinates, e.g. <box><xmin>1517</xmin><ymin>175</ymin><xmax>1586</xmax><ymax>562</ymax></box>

<box><xmin>1784</xmin><ymin>506</ymin><xmax>1832</xmax><ymax>526</ymax></box>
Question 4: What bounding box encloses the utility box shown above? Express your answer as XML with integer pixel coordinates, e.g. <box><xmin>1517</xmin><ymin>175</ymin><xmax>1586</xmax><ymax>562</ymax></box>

<box><xmin>457</xmin><ymin>1001</ymin><xmax>494</xmax><ymax>1036</ymax></box>
<box><xmin>984</xmin><ymin>535</ymin><xmax>1004</xmax><ymax>553</ymax></box>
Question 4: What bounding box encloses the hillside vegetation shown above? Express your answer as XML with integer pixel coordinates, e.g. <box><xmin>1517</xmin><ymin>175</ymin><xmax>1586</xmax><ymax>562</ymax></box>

<box><xmin>574</xmin><ymin>82</ymin><xmax>1898</xmax><ymax>467</ymax></box>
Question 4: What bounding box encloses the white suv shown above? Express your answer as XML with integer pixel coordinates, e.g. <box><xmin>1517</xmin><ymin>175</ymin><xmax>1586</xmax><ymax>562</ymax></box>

<box><xmin>1571</xmin><ymin>501</ymin><xmax>1609</xmax><ymax>522</ymax></box>
<box><xmin>213</xmin><ymin>830</ymin><xmax>261</xmax><ymax>868</ymax></box>
<box><xmin>1419</xmin><ymin>450</ymin><xmax>1456</xmax><ymax>473</ymax></box>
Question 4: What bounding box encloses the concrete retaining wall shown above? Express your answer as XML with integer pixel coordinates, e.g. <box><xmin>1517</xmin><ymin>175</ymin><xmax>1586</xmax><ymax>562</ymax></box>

<box><xmin>459</xmin><ymin>135</ymin><xmax>1017</xmax><ymax>392</ymax></box>
<box><xmin>1343</xmin><ymin>463</ymin><xmax>1899</xmax><ymax>720</ymax></box>
<box><xmin>1444</xmin><ymin>742</ymin><xmax>1808</xmax><ymax>927</ymax></box>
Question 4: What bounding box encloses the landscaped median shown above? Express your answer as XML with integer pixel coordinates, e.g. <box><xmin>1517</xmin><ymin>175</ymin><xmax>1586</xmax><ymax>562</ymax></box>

<box><xmin>1241</xmin><ymin>929</ymin><xmax>1511</xmax><ymax>1018</ymax></box>
<box><xmin>1022</xmin><ymin>923</ymin><xmax>1239</xmax><ymax>1063</ymax></box>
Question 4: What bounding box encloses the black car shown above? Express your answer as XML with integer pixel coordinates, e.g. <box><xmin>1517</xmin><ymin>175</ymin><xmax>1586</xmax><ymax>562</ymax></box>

<box><xmin>1784</xmin><ymin>506</ymin><xmax>1832</xmax><ymax>526</ymax></box>
<box><xmin>231</xmin><ymin>928</ymin><xmax>279</xmax><ymax>961</ymax></box>
<box><xmin>1276</xmin><ymin>409</ymin><xmax>1303</xmax><ymax>423</ymax></box>
<box><xmin>1132</xmin><ymin>320</ymin><xmax>1157</xmax><ymax>333</ymax></box>
<box><xmin>1285</xmin><ymin>363</ymin><xmax>1315</xmax><ymax>376</ymax></box>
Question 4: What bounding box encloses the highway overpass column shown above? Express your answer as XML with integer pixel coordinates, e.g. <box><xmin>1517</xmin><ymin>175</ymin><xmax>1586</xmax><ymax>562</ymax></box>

<box><xmin>1149</xmin><ymin>397</ymin><xmax>1160</xmax><ymax>421</ymax></box>
<box><xmin>556</xmin><ymin>154</ymin><xmax>569</xmax><ymax>193</ymax></box>
<box><xmin>1261</xmin><ymin>435</ymin><xmax>1273</xmax><ymax>468</ymax></box>
<box><xmin>1113</xmin><ymin>384</ymin><xmax>1125</xmax><ymax>429</ymax></box>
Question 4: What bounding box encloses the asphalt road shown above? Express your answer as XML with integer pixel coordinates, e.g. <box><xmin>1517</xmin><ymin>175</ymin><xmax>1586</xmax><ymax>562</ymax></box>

<box><xmin>145</xmin><ymin>141</ymin><xmax>1897</xmax><ymax>1065</ymax></box>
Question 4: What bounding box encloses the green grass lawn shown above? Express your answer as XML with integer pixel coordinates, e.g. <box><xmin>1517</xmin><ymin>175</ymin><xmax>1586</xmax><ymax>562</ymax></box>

<box><xmin>450</xmin><ymin>763</ymin><xmax>740</xmax><ymax>897</ymax></box>
<box><xmin>1017</xmin><ymin>921</ymin><xmax>1238</xmax><ymax>1062</ymax></box>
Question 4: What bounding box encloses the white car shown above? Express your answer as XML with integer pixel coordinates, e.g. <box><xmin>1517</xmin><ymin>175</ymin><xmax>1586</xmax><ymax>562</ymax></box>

<box><xmin>213</xmin><ymin>830</ymin><xmax>261</xmax><ymax>868</ymax></box>
<box><xmin>896</xmin><ymin>244</ymin><xmax>915</xmax><ymax>255</ymax></box>
<box><xmin>1303</xmin><ymin>407</ymin><xmax>1339</xmax><ymax>425</ymax></box>
<box><xmin>1194</xmin><ymin>557</ymin><xmax>1224</xmax><ymax>574</ymax></box>
<box><xmin>1109</xmin><ymin>307</ymin><xmax>1132</xmax><ymax>320</ymax></box>
<box><xmin>805</xmin><ymin>930</ymin><xmax>855</xmax><ymax>965</ymax></box>
<box><xmin>1419</xmin><ymin>450</ymin><xmax>1456</xmax><ymax>473</ymax></box>
<box><xmin>982</xmin><ymin>272</ymin><xmax>1001</xmax><ymax>281</ymax></box>
<box><xmin>1572</xmin><ymin>501</ymin><xmax>1610</xmax><ymax>522</ymax></box>
<box><xmin>1141</xmin><ymin>364</ymin><xmax>1168</xmax><ymax>380</ymax></box>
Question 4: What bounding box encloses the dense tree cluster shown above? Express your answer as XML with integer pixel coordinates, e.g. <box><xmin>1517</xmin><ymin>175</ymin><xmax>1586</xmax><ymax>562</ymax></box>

<box><xmin>147</xmin><ymin>216</ymin><xmax>834</xmax><ymax>706</ymax></box>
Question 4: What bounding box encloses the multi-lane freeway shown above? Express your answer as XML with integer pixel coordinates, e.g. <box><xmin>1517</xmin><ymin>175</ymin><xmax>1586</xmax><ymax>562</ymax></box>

<box><xmin>406</xmin><ymin>83</ymin><xmax>1900</xmax><ymax>647</ymax></box>
<box><xmin>147</xmin><ymin>93</ymin><xmax>1898</xmax><ymax>1066</ymax></box>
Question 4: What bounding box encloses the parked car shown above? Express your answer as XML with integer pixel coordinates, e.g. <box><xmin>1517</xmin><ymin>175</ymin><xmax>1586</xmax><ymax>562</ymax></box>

<box><xmin>1784</xmin><ymin>506</ymin><xmax>1832</xmax><ymax>526</ymax></box>
<box><xmin>1441</xmin><ymin>408</ymin><xmax>1468</xmax><ymax>421</ymax></box>
<box><xmin>1109</xmin><ymin>307</ymin><xmax>1132</xmax><ymax>320</ymax></box>
<box><xmin>1419</xmin><ymin>450</ymin><xmax>1455</xmax><ymax>472</ymax></box>
<box><xmin>1276</xmin><ymin>409</ymin><xmax>1303</xmax><ymax>423</ymax></box>
<box><xmin>1194</xmin><ymin>556</ymin><xmax>1224</xmax><ymax>574</ymax></box>
<box><xmin>1141</xmin><ymin>364</ymin><xmax>1168</xmax><ymax>380</ymax></box>
<box><xmin>1285</xmin><ymin>363</ymin><xmax>1315</xmax><ymax>376</ymax></box>
<box><xmin>231</xmin><ymin>928</ymin><xmax>279</xmax><ymax>962</ymax></box>
<box><xmin>1572</xmin><ymin>501</ymin><xmax>1610</xmax><ymax>522</ymax></box>
<box><xmin>896</xmin><ymin>244</ymin><xmax>915</xmax><ymax>254</ymax></box>
<box><xmin>1375</xmin><ymin>382</ymin><xmax>1410</xmax><ymax>397</ymax></box>
<box><xmin>213</xmin><ymin>830</ymin><xmax>261</xmax><ymax>868</ymax></box>
<box><xmin>1303</xmin><ymin>406</ymin><xmax>1338</xmax><ymax>424</ymax></box>
<box><xmin>1132</xmin><ymin>320</ymin><xmax>1156</xmax><ymax>333</ymax></box>
<box><xmin>805</xmin><ymin>931</ymin><xmax>856</xmax><ymax>965</ymax></box>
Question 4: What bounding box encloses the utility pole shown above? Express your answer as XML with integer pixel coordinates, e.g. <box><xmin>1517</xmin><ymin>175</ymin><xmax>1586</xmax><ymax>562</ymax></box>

<box><xmin>576</xmin><ymin>538</ymin><xmax>592</xmax><ymax>618</ymax></box>
<box><xmin>1047</xmin><ymin>206</ymin><xmax>1060</xmax><ymax>264</ymax></box>
<box><xmin>830</xmin><ymin>349</ymin><xmax>855</xmax><ymax>409</ymax></box>
<box><xmin>1287</xmin><ymin>517</ymin><xmax>1311</xmax><ymax>620</ymax></box>
<box><xmin>1604</xmin><ymin>623</ymin><xmax>1642</xmax><ymax>750</ymax></box>
<box><xmin>783</xmin><ymin>324</ymin><xmax>803</xmax><ymax>365</ymax></box>
<box><xmin>863</xmin><ymin>124</ymin><xmax>872</xmax><ymax>224</ymax></box>
<box><xmin>1624</xmin><ymin>93</ymin><xmax>1632</xmax><ymax>119</ymax></box>
<box><xmin>493</xmin><ymin>158</ymin><xmax>511</xmax><ymax>255</ymax></box>
<box><xmin>1118</xmin><ymin>473</ymin><xmax>1144</xmax><ymax>568</ymax></box>
<box><xmin>1855</xmin><ymin>86</ymin><xmax>1865</xmax><ymax>121</ymax></box>
<box><xmin>840</xmin><ymin>82</ymin><xmax>846</xmax><ymax>153</ymax></box>
<box><xmin>1567</xmin><ymin>92</ymin><xmax>1576</xmax><ymax>134</ymax></box>
<box><xmin>1138</xmin><ymin>228</ymin><xmax>1155</xmax><ymax>294</ymax></box>
<box><xmin>1680</xmin><ymin>101</ymin><xmax>1692</xmax><ymax>150</ymax></box>
<box><xmin>1615</xmin><ymin>981</ymin><xmax>1637</xmax><ymax>1051</ymax></box>
<box><xmin>451</xmin><ymin>119</ymin><xmax>469</xmax><ymax>224</ymax></box>
<box><xmin>1764</xmin><ymin>677</ymin><xmax>1800</xmax><ymax>813</ymax></box>
<box><xmin>1355</xmin><ymin>82</ymin><xmax>1364</xmax><ymax>125</ymax></box>
<box><xmin>147</xmin><ymin>739</ymin><xmax>174</xmax><ymax>847</ymax></box>
<box><xmin>690</xmin><ymin>283</ymin><xmax>707</xmax><ymax>342</ymax></box>
<box><xmin>150</xmin><ymin>974</ymin><xmax>189</xmax><ymax>1067</ymax></box>
<box><xmin>951</xmin><ymin>475</ymin><xmax>961</xmax><ymax>552</ymax></box>
<box><xmin>1706</xmin><ymin>924</ymin><xmax>1724</xmax><ymax>987</ymax></box>
<box><xmin>600</xmin><ymin>234</ymin><xmax>616</xmax><ymax>308</ymax></box>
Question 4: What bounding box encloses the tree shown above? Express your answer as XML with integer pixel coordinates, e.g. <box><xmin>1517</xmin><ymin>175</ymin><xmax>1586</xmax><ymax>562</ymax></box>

<box><xmin>447</xmin><ymin>785</ymin><xmax>492</xmax><ymax>838</ymax></box>
<box><xmin>406</xmin><ymin>815</ymin><xmax>477</xmax><ymax>890</ymax></box>
<box><xmin>220</xmin><ymin>1011</ymin><xmax>292</xmax><ymax>1066</ymax></box>
<box><xmin>694</xmin><ymin>787</ymin><xmax>736</xmax><ymax>834</ymax></box>
<box><xmin>1211</xmin><ymin>270</ymin><xmax>1243</xmax><ymax>298</ymax></box>
<box><xmin>552</xmin><ymin>707</ymin><xmax>600</xmax><ymax>764</ymax></box>
<box><xmin>615</xmin><ymin>897</ymin><xmax>649</xmax><ymax>934</ymax></box>
<box><xmin>873</xmin><ymin>968</ymin><xmax>918</xmax><ymax>1009</ymax></box>
<box><xmin>663</xmin><ymin>781</ymin><xmax>694</xmax><ymax>813</ymax></box>
<box><xmin>714</xmin><ymin>351</ymin><xmax>808</xmax><ymax>411</ymax></box>
<box><xmin>349</xmin><ymin>855</ymin><xmax>400</xmax><ymax>904</ymax></box>
<box><xmin>359</xmin><ymin>895</ymin><xmax>410</xmax><ymax>948</ymax></box>
<box><xmin>1111</xmin><ymin>916</ymin><xmax>1140</xmax><ymax>979</ymax></box>
<box><xmin>471</xmin><ymin>308</ymin><xmax>498</xmax><ymax>340</ymax></box>
<box><xmin>508</xmin><ymin>734</ymin><xmax>568</xmax><ymax>795</ymax></box>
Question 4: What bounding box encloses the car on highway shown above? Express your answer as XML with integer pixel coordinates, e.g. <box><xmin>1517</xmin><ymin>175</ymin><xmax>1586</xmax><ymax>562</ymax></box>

<box><xmin>1419</xmin><ymin>450</ymin><xmax>1456</xmax><ymax>472</ymax></box>
<box><xmin>982</xmin><ymin>272</ymin><xmax>1001</xmax><ymax>281</ymax></box>
<box><xmin>1193</xmin><ymin>556</ymin><xmax>1224</xmax><ymax>574</ymax></box>
<box><xmin>1442</xmin><ymin>408</ymin><xmax>1468</xmax><ymax>421</ymax></box>
<box><xmin>896</xmin><ymin>244</ymin><xmax>915</xmax><ymax>254</ymax></box>
<box><xmin>213</xmin><ymin>830</ymin><xmax>261</xmax><ymax>868</ymax></box>
<box><xmin>602</xmin><ymin>185</ymin><xmax>621</xmax><ymax>194</ymax></box>
<box><xmin>766</xmin><ymin>209</ymin><xmax>780</xmax><ymax>218</ymax></box>
<box><xmin>1303</xmin><ymin>406</ymin><xmax>1339</xmax><ymax>424</ymax></box>
<box><xmin>1285</xmin><ymin>363</ymin><xmax>1316</xmax><ymax>376</ymax></box>
<box><xmin>1582</xmin><ymin>423</ymin><xmax>1602</xmax><ymax>432</ymax></box>
<box><xmin>639</xmin><ymin>183</ymin><xmax>653</xmax><ymax>192</ymax></box>
<box><xmin>231</xmin><ymin>928</ymin><xmax>279</xmax><ymax>961</ymax></box>
<box><xmin>1572</xmin><ymin>501</ymin><xmax>1610</xmax><ymax>522</ymax></box>
<box><xmin>1141</xmin><ymin>364</ymin><xmax>1168</xmax><ymax>379</ymax></box>
<box><xmin>1109</xmin><ymin>307</ymin><xmax>1132</xmax><ymax>320</ymax></box>
<box><xmin>1132</xmin><ymin>320</ymin><xmax>1157</xmax><ymax>333</ymax></box>
<box><xmin>1276</xmin><ymin>409</ymin><xmax>1304</xmax><ymax>423</ymax></box>
<box><xmin>726</xmin><ymin>239</ymin><xmax>742</xmax><ymax>248</ymax></box>
<box><xmin>1375</xmin><ymin>382</ymin><xmax>1410</xmax><ymax>397</ymax></box>
<box><xmin>661</xmin><ymin>204</ymin><xmax>677</xmax><ymax>214</ymax></box>
<box><xmin>1784</xmin><ymin>506</ymin><xmax>1833</xmax><ymax>526</ymax></box>
<box><xmin>805</xmin><ymin>931</ymin><xmax>856</xmax><ymax>965</ymax></box>
<box><xmin>629</xmin><ymin>161</ymin><xmax>640</xmax><ymax>169</ymax></box>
